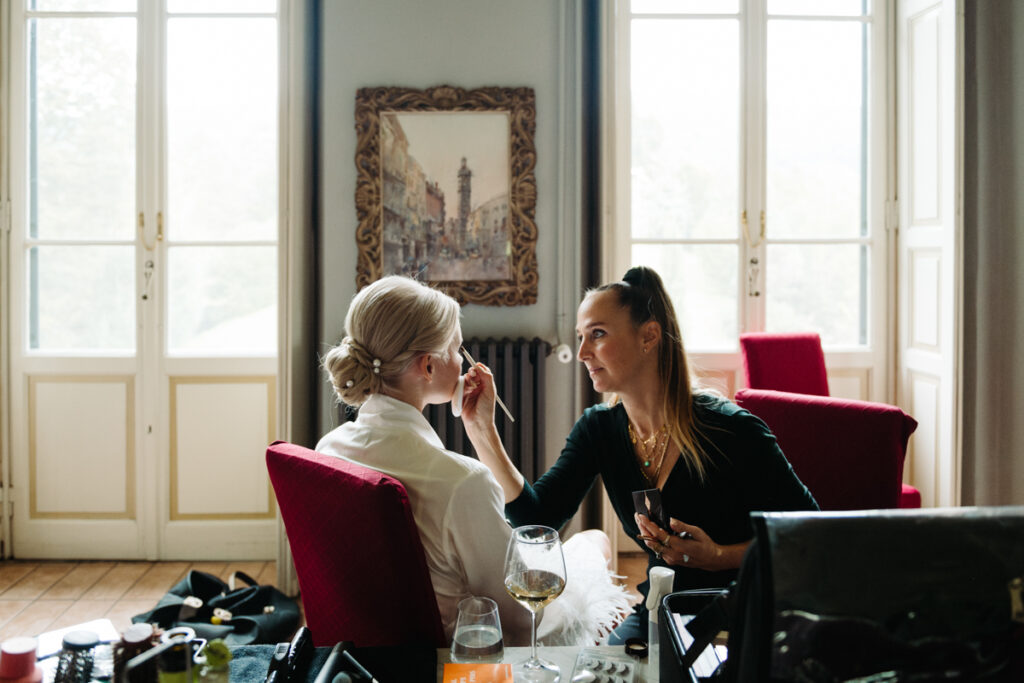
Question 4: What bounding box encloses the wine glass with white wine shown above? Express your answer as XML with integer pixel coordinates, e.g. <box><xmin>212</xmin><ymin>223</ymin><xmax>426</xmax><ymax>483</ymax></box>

<box><xmin>503</xmin><ymin>525</ymin><xmax>566</xmax><ymax>682</ymax></box>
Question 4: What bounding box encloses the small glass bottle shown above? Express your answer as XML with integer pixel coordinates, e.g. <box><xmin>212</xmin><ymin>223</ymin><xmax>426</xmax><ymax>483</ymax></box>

<box><xmin>157</xmin><ymin>639</ymin><xmax>194</xmax><ymax>683</ymax></box>
<box><xmin>54</xmin><ymin>630</ymin><xmax>100</xmax><ymax>683</ymax></box>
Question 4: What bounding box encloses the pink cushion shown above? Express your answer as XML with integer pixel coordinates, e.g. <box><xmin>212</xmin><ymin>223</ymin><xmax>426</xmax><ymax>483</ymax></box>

<box><xmin>740</xmin><ymin>332</ymin><xmax>830</xmax><ymax>396</ymax></box>
<box><xmin>266</xmin><ymin>441</ymin><xmax>445</xmax><ymax>647</ymax></box>
<box><xmin>734</xmin><ymin>389</ymin><xmax>917</xmax><ymax>511</ymax></box>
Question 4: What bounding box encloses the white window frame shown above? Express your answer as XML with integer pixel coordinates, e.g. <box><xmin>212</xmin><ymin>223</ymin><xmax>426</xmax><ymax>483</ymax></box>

<box><xmin>602</xmin><ymin>0</ymin><xmax>894</xmax><ymax>402</ymax></box>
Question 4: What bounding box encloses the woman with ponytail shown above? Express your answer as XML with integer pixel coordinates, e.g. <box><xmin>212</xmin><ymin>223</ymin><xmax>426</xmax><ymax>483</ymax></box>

<box><xmin>475</xmin><ymin>266</ymin><xmax>818</xmax><ymax>643</ymax></box>
<box><xmin>316</xmin><ymin>275</ymin><xmax>631</xmax><ymax>647</ymax></box>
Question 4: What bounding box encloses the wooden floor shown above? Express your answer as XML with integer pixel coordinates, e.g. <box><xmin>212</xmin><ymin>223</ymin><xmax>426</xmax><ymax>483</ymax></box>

<box><xmin>0</xmin><ymin>560</ymin><xmax>279</xmax><ymax>642</ymax></box>
<box><xmin>0</xmin><ymin>554</ymin><xmax>647</xmax><ymax>642</ymax></box>
<box><xmin>617</xmin><ymin>553</ymin><xmax>647</xmax><ymax>606</ymax></box>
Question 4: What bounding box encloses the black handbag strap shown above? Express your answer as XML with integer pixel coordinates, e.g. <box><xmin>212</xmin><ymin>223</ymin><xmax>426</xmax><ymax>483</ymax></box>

<box><xmin>228</xmin><ymin>570</ymin><xmax>261</xmax><ymax>591</ymax></box>
<box><xmin>183</xmin><ymin>570</ymin><xmax>230</xmax><ymax>599</ymax></box>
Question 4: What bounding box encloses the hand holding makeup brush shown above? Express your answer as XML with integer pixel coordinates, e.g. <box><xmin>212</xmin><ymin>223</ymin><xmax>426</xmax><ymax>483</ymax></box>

<box><xmin>458</xmin><ymin>359</ymin><xmax>525</xmax><ymax>501</ymax></box>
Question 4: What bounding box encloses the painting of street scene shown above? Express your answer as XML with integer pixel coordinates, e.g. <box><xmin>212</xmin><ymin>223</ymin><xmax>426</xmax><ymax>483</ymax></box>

<box><xmin>380</xmin><ymin>111</ymin><xmax>511</xmax><ymax>281</ymax></box>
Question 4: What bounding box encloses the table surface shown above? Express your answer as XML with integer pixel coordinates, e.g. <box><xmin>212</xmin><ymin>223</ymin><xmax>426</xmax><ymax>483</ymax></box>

<box><xmin>35</xmin><ymin>624</ymin><xmax>661</xmax><ymax>683</ymax></box>
<box><xmin>436</xmin><ymin>645</ymin><xmax>657</xmax><ymax>682</ymax></box>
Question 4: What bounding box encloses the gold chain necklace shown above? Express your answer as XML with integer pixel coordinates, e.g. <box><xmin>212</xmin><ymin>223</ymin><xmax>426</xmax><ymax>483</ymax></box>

<box><xmin>628</xmin><ymin>422</ymin><xmax>669</xmax><ymax>483</ymax></box>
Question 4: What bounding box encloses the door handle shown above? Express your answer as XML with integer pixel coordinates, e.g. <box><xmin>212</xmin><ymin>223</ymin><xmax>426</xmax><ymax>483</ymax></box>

<box><xmin>139</xmin><ymin>211</ymin><xmax>164</xmax><ymax>250</ymax></box>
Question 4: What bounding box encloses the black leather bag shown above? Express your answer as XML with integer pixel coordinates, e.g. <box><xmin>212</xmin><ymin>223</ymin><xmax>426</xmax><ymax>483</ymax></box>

<box><xmin>718</xmin><ymin>506</ymin><xmax>1024</xmax><ymax>682</ymax></box>
<box><xmin>131</xmin><ymin>570</ymin><xmax>301</xmax><ymax>645</ymax></box>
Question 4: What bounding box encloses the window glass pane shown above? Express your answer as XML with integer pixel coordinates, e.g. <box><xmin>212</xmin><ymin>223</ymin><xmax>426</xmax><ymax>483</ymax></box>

<box><xmin>765</xmin><ymin>244</ymin><xmax>867</xmax><ymax>346</ymax></box>
<box><xmin>167</xmin><ymin>17</ymin><xmax>277</xmax><ymax>241</ymax></box>
<box><xmin>632</xmin><ymin>244</ymin><xmax>738</xmax><ymax>351</ymax></box>
<box><xmin>28</xmin><ymin>246</ymin><xmax>135</xmax><ymax>351</ymax></box>
<box><xmin>768</xmin><ymin>0</ymin><xmax>869</xmax><ymax>16</ymax></box>
<box><xmin>29</xmin><ymin>1</ymin><xmax>135</xmax><ymax>11</ymax></box>
<box><xmin>632</xmin><ymin>19</ymin><xmax>739</xmax><ymax>240</ymax></box>
<box><xmin>766</xmin><ymin>20</ymin><xmax>868</xmax><ymax>239</ymax></box>
<box><xmin>632</xmin><ymin>0</ymin><xmax>738</xmax><ymax>13</ymax></box>
<box><xmin>30</xmin><ymin>18</ymin><xmax>135</xmax><ymax>240</ymax></box>
<box><xmin>167</xmin><ymin>246</ymin><xmax>277</xmax><ymax>354</ymax></box>
<box><xmin>168</xmin><ymin>0</ymin><xmax>276</xmax><ymax>12</ymax></box>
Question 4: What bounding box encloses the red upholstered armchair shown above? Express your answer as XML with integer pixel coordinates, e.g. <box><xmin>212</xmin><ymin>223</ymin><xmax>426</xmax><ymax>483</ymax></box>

<box><xmin>266</xmin><ymin>441</ymin><xmax>445</xmax><ymax>648</ymax></box>
<box><xmin>739</xmin><ymin>331</ymin><xmax>921</xmax><ymax>508</ymax></box>
<box><xmin>734</xmin><ymin>389</ymin><xmax>918</xmax><ymax>510</ymax></box>
<box><xmin>739</xmin><ymin>332</ymin><xmax>830</xmax><ymax>396</ymax></box>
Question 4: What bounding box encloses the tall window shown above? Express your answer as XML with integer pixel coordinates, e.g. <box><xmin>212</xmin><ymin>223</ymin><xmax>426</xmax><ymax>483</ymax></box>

<box><xmin>615</xmin><ymin>0</ymin><xmax>887</xmax><ymax>356</ymax></box>
<box><xmin>23</xmin><ymin>0</ymin><xmax>279</xmax><ymax>356</ymax></box>
<box><xmin>26</xmin><ymin>0</ymin><xmax>138</xmax><ymax>351</ymax></box>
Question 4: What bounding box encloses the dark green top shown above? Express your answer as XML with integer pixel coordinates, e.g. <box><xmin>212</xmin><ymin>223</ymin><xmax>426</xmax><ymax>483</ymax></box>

<box><xmin>506</xmin><ymin>393</ymin><xmax>819</xmax><ymax>595</ymax></box>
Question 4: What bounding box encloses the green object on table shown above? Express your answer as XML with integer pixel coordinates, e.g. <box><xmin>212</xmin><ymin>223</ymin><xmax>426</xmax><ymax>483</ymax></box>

<box><xmin>199</xmin><ymin>640</ymin><xmax>231</xmax><ymax>683</ymax></box>
<box><xmin>202</xmin><ymin>640</ymin><xmax>232</xmax><ymax>669</ymax></box>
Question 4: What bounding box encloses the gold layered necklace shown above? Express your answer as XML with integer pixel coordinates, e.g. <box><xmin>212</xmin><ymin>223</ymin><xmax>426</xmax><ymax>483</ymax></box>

<box><xmin>628</xmin><ymin>421</ymin><xmax>670</xmax><ymax>484</ymax></box>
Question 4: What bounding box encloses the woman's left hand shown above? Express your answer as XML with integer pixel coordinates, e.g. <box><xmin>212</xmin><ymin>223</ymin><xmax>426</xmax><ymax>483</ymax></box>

<box><xmin>635</xmin><ymin>513</ymin><xmax>723</xmax><ymax>571</ymax></box>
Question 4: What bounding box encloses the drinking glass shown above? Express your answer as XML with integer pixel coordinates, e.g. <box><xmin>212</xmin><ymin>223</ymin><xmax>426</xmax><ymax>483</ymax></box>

<box><xmin>451</xmin><ymin>596</ymin><xmax>504</xmax><ymax>662</ymax></box>
<box><xmin>503</xmin><ymin>525</ymin><xmax>566</xmax><ymax>682</ymax></box>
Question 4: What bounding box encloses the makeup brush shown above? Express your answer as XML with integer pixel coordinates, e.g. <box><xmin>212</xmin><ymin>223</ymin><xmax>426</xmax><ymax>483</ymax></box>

<box><xmin>460</xmin><ymin>347</ymin><xmax>515</xmax><ymax>423</ymax></box>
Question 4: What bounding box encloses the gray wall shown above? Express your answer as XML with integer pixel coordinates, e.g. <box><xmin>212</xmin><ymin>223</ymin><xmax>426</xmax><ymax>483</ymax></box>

<box><xmin>317</xmin><ymin>0</ymin><xmax>582</xmax><ymax>470</ymax></box>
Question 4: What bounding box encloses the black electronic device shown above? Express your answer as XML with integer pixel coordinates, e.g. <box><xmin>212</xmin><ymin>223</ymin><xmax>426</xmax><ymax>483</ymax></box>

<box><xmin>632</xmin><ymin>488</ymin><xmax>669</xmax><ymax>530</ymax></box>
<box><xmin>263</xmin><ymin>626</ymin><xmax>313</xmax><ymax>683</ymax></box>
<box><xmin>312</xmin><ymin>643</ymin><xmax>346</xmax><ymax>683</ymax></box>
<box><xmin>338</xmin><ymin>648</ymin><xmax>377</xmax><ymax>682</ymax></box>
<box><xmin>310</xmin><ymin>642</ymin><xmax>378</xmax><ymax>683</ymax></box>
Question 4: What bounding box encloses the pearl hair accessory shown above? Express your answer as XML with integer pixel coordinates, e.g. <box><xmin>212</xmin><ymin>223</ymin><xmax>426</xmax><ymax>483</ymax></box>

<box><xmin>372</xmin><ymin>358</ymin><xmax>381</xmax><ymax>374</ymax></box>
<box><xmin>345</xmin><ymin>380</ymin><xmax>354</xmax><ymax>388</ymax></box>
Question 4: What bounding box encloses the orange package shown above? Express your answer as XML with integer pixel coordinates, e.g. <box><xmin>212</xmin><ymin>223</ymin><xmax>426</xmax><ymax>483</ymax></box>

<box><xmin>441</xmin><ymin>662</ymin><xmax>514</xmax><ymax>683</ymax></box>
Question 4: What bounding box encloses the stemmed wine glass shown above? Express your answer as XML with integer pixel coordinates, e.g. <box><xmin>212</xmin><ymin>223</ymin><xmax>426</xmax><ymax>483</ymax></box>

<box><xmin>503</xmin><ymin>525</ymin><xmax>566</xmax><ymax>682</ymax></box>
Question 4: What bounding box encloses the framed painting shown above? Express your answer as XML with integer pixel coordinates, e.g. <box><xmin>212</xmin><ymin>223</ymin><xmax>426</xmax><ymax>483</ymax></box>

<box><xmin>354</xmin><ymin>85</ymin><xmax>538</xmax><ymax>306</ymax></box>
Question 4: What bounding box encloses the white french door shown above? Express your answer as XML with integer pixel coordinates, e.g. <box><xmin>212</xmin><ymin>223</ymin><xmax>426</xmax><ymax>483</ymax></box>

<box><xmin>895</xmin><ymin>0</ymin><xmax>963</xmax><ymax>507</ymax></box>
<box><xmin>5</xmin><ymin>0</ymin><xmax>283</xmax><ymax>559</ymax></box>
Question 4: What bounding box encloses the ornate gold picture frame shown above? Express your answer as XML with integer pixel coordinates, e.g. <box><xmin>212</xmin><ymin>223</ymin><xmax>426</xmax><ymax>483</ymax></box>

<box><xmin>354</xmin><ymin>85</ymin><xmax>538</xmax><ymax>306</ymax></box>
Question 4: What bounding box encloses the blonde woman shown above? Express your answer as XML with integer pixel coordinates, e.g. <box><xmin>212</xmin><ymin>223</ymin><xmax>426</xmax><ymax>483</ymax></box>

<box><xmin>316</xmin><ymin>276</ymin><xmax>630</xmax><ymax>646</ymax></box>
<box><xmin>475</xmin><ymin>266</ymin><xmax>819</xmax><ymax>643</ymax></box>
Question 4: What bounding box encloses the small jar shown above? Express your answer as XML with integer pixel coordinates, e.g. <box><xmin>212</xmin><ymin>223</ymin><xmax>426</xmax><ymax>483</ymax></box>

<box><xmin>54</xmin><ymin>630</ymin><xmax>99</xmax><ymax>683</ymax></box>
<box><xmin>113</xmin><ymin>623</ymin><xmax>158</xmax><ymax>683</ymax></box>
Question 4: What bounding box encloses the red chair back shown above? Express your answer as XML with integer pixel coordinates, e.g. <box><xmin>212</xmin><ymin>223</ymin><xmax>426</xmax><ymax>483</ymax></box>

<box><xmin>739</xmin><ymin>332</ymin><xmax>830</xmax><ymax>396</ymax></box>
<box><xmin>734</xmin><ymin>389</ymin><xmax>917</xmax><ymax>511</ymax></box>
<box><xmin>266</xmin><ymin>441</ymin><xmax>445</xmax><ymax>647</ymax></box>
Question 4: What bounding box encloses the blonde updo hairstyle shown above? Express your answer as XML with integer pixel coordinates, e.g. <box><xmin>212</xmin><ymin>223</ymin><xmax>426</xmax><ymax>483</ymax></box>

<box><xmin>324</xmin><ymin>276</ymin><xmax>461</xmax><ymax>406</ymax></box>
